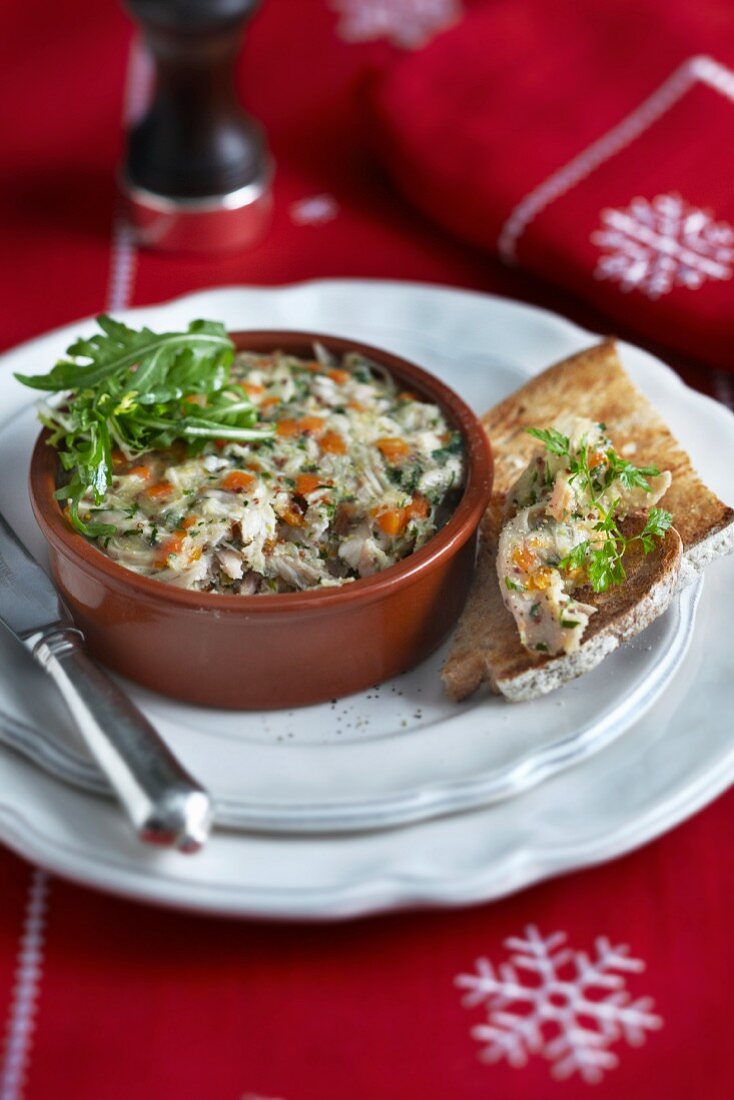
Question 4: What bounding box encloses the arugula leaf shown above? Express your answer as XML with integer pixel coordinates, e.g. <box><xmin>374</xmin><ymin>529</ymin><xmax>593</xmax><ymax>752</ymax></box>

<box><xmin>15</xmin><ymin>317</ymin><xmax>232</xmax><ymax>393</ymax></box>
<box><xmin>16</xmin><ymin>315</ymin><xmax>275</xmax><ymax>535</ymax></box>
<box><xmin>525</xmin><ymin>427</ymin><xmax>570</xmax><ymax>456</ymax></box>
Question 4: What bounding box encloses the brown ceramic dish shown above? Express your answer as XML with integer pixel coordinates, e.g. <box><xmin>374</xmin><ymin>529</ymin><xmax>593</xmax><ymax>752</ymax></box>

<box><xmin>29</xmin><ymin>332</ymin><xmax>493</xmax><ymax>709</ymax></box>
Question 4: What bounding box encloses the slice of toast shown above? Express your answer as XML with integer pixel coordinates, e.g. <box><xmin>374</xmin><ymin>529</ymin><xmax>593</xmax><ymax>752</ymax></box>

<box><xmin>444</xmin><ymin>494</ymin><xmax>682</xmax><ymax>702</ymax></box>
<box><xmin>442</xmin><ymin>341</ymin><xmax>734</xmax><ymax>702</ymax></box>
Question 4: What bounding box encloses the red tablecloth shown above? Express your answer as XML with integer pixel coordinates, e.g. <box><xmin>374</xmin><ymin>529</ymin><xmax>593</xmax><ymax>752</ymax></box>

<box><xmin>367</xmin><ymin>0</ymin><xmax>734</xmax><ymax>369</ymax></box>
<box><xmin>1</xmin><ymin>2</ymin><xmax>733</xmax><ymax>1098</ymax></box>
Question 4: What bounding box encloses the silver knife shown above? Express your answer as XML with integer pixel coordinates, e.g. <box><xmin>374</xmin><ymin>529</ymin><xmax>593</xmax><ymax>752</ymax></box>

<box><xmin>0</xmin><ymin>512</ymin><xmax>213</xmax><ymax>852</ymax></box>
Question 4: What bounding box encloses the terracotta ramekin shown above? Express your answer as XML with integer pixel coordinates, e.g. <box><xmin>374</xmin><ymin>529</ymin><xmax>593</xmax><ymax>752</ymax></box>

<box><xmin>29</xmin><ymin>332</ymin><xmax>493</xmax><ymax>709</ymax></box>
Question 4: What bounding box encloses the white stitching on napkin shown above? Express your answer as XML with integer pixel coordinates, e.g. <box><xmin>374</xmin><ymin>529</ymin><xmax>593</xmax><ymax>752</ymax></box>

<box><xmin>497</xmin><ymin>55</ymin><xmax>734</xmax><ymax>263</ymax></box>
<box><xmin>331</xmin><ymin>0</ymin><xmax>463</xmax><ymax>49</ymax></box>
<box><xmin>456</xmin><ymin>925</ymin><xmax>662</xmax><ymax>1084</ymax></box>
<box><xmin>0</xmin><ymin>39</ymin><xmax>144</xmax><ymax>1099</ymax></box>
<box><xmin>289</xmin><ymin>194</ymin><xmax>340</xmax><ymax>226</ymax></box>
<box><xmin>592</xmin><ymin>193</ymin><xmax>734</xmax><ymax>298</ymax></box>
<box><xmin>122</xmin><ymin>36</ymin><xmax>154</xmax><ymax>126</ymax></box>
<box><xmin>0</xmin><ymin>871</ymin><xmax>50</xmax><ymax>1100</ymax></box>
<box><xmin>107</xmin><ymin>218</ymin><xmax>138</xmax><ymax>314</ymax></box>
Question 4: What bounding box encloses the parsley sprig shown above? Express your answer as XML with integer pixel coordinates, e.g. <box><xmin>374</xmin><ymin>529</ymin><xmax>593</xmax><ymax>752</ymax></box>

<box><xmin>526</xmin><ymin>426</ymin><xmax>570</xmax><ymax>456</ymax></box>
<box><xmin>526</xmin><ymin>426</ymin><xmax>661</xmax><ymax>498</ymax></box>
<box><xmin>558</xmin><ymin>506</ymin><xmax>673</xmax><ymax>592</ymax></box>
<box><xmin>525</xmin><ymin>426</ymin><xmax>674</xmax><ymax>593</ymax></box>
<box><xmin>16</xmin><ymin>315</ymin><xmax>274</xmax><ymax>536</ymax></box>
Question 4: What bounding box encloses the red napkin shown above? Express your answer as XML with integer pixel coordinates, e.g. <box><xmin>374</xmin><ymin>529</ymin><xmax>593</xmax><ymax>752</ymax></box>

<box><xmin>368</xmin><ymin>0</ymin><xmax>734</xmax><ymax>370</ymax></box>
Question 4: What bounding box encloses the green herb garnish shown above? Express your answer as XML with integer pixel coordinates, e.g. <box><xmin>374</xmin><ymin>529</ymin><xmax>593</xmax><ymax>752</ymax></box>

<box><xmin>526</xmin><ymin>427</ymin><xmax>673</xmax><ymax>594</ymax></box>
<box><xmin>558</xmin><ymin>506</ymin><xmax>673</xmax><ymax>593</ymax></box>
<box><xmin>525</xmin><ymin>426</ymin><xmax>570</xmax><ymax>456</ymax></box>
<box><xmin>16</xmin><ymin>315</ymin><xmax>274</xmax><ymax>535</ymax></box>
<box><xmin>602</xmin><ymin>451</ymin><xmax>661</xmax><ymax>493</ymax></box>
<box><xmin>526</xmin><ymin>426</ymin><xmax>661</xmax><ymax>500</ymax></box>
<box><xmin>431</xmin><ymin>431</ymin><xmax>463</xmax><ymax>466</ymax></box>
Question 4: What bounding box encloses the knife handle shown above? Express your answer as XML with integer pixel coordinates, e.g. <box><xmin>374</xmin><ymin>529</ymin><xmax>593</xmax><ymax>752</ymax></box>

<box><xmin>29</xmin><ymin>627</ymin><xmax>213</xmax><ymax>852</ymax></box>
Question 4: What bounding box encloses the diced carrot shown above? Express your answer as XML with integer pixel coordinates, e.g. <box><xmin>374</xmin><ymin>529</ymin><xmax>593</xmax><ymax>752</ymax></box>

<box><xmin>319</xmin><ymin>430</ymin><xmax>347</xmax><ymax>455</ymax></box>
<box><xmin>304</xmin><ymin>360</ymin><xmax>322</xmax><ymax>373</ymax></box>
<box><xmin>111</xmin><ymin>449</ymin><xmax>126</xmax><ymax>467</ymax></box>
<box><xmin>261</xmin><ymin>395</ymin><xmax>282</xmax><ymax>410</ymax></box>
<box><xmin>280</xmin><ymin>502</ymin><xmax>304</xmax><ymax>527</ymax></box>
<box><xmin>144</xmin><ymin>480</ymin><xmax>174</xmax><ymax>500</ymax></box>
<box><xmin>184</xmin><ymin>394</ymin><xmax>206</xmax><ymax>406</ymax></box>
<box><xmin>295</xmin><ymin>473</ymin><xmax>323</xmax><ymax>496</ymax></box>
<box><xmin>375</xmin><ymin>437</ymin><xmax>410</xmax><ymax>462</ymax></box>
<box><xmin>527</xmin><ymin>567</ymin><xmax>554</xmax><ymax>592</ymax></box>
<box><xmin>376</xmin><ymin>508</ymin><xmax>409</xmax><ymax>537</ymax></box>
<box><xmin>214</xmin><ymin>439</ymin><xmax>229</xmax><ymax>450</ymax></box>
<box><xmin>220</xmin><ymin>470</ymin><xmax>255</xmax><ymax>493</ymax></box>
<box><xmin>154</xmin><ymin>532</ymin><xmax>185</xmax><ymax>568</ymax></box>
<box><xmin>239</xmin><ymin>381</ymin><xmax>264</xmax><ymax>397</ymax></box>
<box><xmin>398</xmin><ymin>391</ymin><xmax>418</xmax><ymax>402</ymax></box>
<box><xmin>298</xmin><ymin>416</ymin><xmax>326</xmax><ymax>435</ymax></box>
<box><xmin>406</xmin><ymin>494</ymin><xmax>430</xmax><ymax>520</ymax></box>
<box><xmin>511</xmin><ymin>544</ymin><xmax>536</xmax><ymax>572</ymax></box>
<box><xmin>276</xmin><ymin>418</ymin><xmax>300</xmax><ymax>437</ymax></box>
<box><xmin>589</xmin><ymin>451</ymin><xmax>606</xmax><ymax>469</ymax></box>
<box><xmin>181</xmin><ymin>515</ymin><xmax>198</xmax><ymax>530</ymax></box>
<box><xmin>128</xmin><ymin>464</ymin><xmax>152</xmax><ymax>482</ymax></box>
<box><xmin>328</xmin><ymin>368</ymin><xmax>350</xmax><ymax>385</ymax></box>
<box><xmin>348</xmin><ymin>400</ymin><xmax>365</xmax><ymax>412</ymax></box>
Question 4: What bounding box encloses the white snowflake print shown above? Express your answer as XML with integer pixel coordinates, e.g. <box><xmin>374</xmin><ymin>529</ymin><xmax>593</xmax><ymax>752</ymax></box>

<box><xmin>290</xmin><ymin>193</ymin><xmax>340</xmax><ymax>226</ymax></box>
<box><xmin>592</xmin><ymin>193</ymin><xmax>734</xmax><ymax>299</ymax></box>
<box><xmin>331</xmin><ymin>0</ymin><xmax>463</xmax><ymax>49</ymax></box>
<box><xmin>456</xmin><ymin>926</ymin><xmax>662</xmax><ymax>1084</ymax></box>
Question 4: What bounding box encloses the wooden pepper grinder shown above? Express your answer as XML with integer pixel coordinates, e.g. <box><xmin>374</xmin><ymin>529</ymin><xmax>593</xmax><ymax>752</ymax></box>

<box><xmin>121</xmin><ymin>0</ymin><xmax>273</xmax><ymax>253</ymax></box>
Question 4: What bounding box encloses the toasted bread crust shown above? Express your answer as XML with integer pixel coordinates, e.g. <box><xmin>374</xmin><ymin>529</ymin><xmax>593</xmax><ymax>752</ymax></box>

<box><xmin>442</xmin><ymin>341</ymin><xmax>733</xmax><ymax>702</ymax></box>
<box><xmin>481</xmin><ymin>340</ymin><xmax>734</xmax><ymax>560</ymax></box>
<box><xmin>442</xmin><ymin>498</ymin><xmax>682</xmax><ymax>702</ymax></box>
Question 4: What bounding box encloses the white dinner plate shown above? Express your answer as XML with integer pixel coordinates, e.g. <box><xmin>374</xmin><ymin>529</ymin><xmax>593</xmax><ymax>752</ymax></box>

<box><xmin>0</xmin><ymin>280</ymin><xmax>731</xmax><ymax>920</ymax></box>
<box><xmin>0</xmin><ymin>281</ymin><xmax>713</xmax><ymax>833</ymax></box>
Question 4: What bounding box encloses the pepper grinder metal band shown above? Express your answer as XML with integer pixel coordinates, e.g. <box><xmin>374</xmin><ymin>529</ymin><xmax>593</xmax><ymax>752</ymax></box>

<box><xmin>121</xmin><ymin>0</ymin><xmax>273</xmax><ymax>253</ymax></box>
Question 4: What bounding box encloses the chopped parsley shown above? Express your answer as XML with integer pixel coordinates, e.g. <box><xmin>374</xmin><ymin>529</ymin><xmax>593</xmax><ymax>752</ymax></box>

<box><xmin>527</xmin><ymin>426</ymin><xmax>673</xmax><ymax>594</ymax></box>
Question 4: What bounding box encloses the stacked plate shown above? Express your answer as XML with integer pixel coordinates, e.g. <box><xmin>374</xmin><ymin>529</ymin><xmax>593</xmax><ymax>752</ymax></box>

<box><xmin>0</xmin><ymin>281</ymin><xmax>732</xmax><ymax>919</ymax></box>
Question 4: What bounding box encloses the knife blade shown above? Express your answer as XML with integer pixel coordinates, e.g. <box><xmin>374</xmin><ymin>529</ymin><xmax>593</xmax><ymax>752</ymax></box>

<box><xmin>0</xmin><ymin>513</ymin><xmax>66</xmax><ymax>640</ymax></box>
<box><xmin>0</xmin><ymin>512</ymin><xmax>213</xmax><ymax>852</ymax></box>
